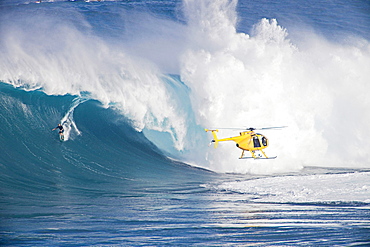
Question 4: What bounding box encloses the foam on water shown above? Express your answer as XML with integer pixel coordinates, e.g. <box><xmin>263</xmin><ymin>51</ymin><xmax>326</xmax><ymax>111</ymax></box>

<box><xmin>210</xmin><ymin>171</ymin><xmax>370</xmax><ymax>203</ymax></box>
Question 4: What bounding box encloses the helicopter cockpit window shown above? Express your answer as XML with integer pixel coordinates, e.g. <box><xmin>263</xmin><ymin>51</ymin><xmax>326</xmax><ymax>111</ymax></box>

<box><xmin>262</xmin><ymin>137</ymin><xmax>267</xmax><ymax>146</ymax></box>
<box><xmin>253</xmin><ymin>136</ymin><xmax>261</xmax><ymax>148</ymax></box>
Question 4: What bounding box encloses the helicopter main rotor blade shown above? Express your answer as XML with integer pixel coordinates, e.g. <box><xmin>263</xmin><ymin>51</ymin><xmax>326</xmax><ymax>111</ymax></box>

<box><xmin>213</xmin><ymin>126</ymin><xmax>287</xmax><ymax>131</ymax></box>
<box><xmin>258</xmin><ymin>126</ymin><xmax>287</xmax><ymax>130</ymax></box>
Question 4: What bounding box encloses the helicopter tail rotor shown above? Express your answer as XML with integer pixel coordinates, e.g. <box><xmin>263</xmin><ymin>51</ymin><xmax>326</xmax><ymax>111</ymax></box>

<box><xmin>205</xmin><ymin>129</ymin><xmax>219</xmax><ymax>148</ymax></box>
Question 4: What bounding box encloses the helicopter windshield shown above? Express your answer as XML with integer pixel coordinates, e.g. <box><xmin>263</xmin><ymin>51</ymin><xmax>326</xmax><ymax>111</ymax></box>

<box><xmin>253</xmin><ymin>134</ymin><xmax>268</xmax><ymax>148</ymax></box>
<box><xmin>262</xmin><ymin>136</ymin><xmax>268</xmax><ymax>146</ymax></box>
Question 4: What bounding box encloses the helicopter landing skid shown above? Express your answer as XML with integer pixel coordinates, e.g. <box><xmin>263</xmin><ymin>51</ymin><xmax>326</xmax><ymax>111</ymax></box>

<box><xmin>239</xmin><ymin>156</ymin><xmax>277</xmax><ymax>160</ymax></box>
<box><xmin>239</xmin><ymin>150</ymin><xmax>276</xmax><ymax>159</ymax></box>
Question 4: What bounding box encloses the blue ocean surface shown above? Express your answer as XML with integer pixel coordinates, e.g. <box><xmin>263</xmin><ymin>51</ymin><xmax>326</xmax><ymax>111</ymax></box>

<box><xmin>1</xmin><ymin>0</ymin><xmax>370</xmax><ymax>246</ymax></box>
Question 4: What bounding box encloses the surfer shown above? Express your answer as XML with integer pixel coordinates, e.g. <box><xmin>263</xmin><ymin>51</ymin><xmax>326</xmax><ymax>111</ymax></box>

<box><xmin>52</xmin><ymin>124</ymin><xmax>64</xmax><ymax>138</ymax></box>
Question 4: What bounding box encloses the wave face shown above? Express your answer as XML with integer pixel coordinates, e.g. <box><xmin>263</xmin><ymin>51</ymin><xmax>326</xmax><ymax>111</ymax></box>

<box><xmin>1</xmin><ymin>0</ymin><xmax>370</xmax><ymax>246</ymax></box>
<box><xmin>0</xmin><ymin>83</ymin><xmax>204</xmax><ymax>189</ymax></box>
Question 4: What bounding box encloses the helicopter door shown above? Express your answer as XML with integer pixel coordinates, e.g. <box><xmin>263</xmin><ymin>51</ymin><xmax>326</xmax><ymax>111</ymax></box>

<box><xmin>253</xmin><ymin>136</ymin><xmax>261</xmax><ymax>148</ymax></box>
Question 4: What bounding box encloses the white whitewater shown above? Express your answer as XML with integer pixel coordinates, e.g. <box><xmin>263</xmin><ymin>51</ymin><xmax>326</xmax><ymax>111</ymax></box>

<box><xmin>60</xmin><ymin>97</ymin><xmax>89</xmax><ymax>141</ymax></box>
<box><xmin>208</xmin><ymin>171</ymin><xmax>370</xmax><ymax>203</ymax></box>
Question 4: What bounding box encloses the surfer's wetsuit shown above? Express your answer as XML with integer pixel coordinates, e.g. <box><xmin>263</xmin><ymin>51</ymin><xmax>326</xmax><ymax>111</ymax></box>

<box><xmin>56</xmin><ymin>125</ymin><xmax>64</xmax><ymax>133</ymax></box>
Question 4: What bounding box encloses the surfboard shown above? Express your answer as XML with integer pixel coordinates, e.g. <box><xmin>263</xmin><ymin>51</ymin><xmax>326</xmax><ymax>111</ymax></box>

<box><xmin>60</xmin><ymin>134</ymin><xmax>64</xmax><ymax>142</ymax></box>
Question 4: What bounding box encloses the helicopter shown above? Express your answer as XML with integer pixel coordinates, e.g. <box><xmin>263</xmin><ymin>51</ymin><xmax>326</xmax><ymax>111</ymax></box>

<box><xmin>205</xmin><ymin>127</ymin><xmax>286</xmax><ymax>159</ymax></box>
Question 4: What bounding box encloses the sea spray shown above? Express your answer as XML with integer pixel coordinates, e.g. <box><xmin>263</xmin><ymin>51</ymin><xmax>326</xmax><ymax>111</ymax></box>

<box><xmin>180</xmin><ymin>0</ymin><xmax>370</xmax><ymax>173</ymax></box>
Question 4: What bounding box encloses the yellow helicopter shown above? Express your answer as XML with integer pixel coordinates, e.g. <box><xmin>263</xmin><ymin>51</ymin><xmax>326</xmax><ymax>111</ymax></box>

<box><xmin>205</xmin><ymin>127</ymin><xmax>286</xmax><ymax>159</ymax></box>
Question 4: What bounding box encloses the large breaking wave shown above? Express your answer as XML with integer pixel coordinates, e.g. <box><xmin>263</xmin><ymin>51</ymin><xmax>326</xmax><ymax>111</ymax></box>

<box><xmin>1</xmin><ymin>0</ymin><xmax>370</xmax><ymax>175</ymax></box>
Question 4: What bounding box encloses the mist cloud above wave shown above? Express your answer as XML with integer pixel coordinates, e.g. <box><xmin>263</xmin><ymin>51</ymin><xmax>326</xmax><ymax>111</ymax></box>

<box><xmin>181</xmin><ymin>0</ymin><xmax>370</xmax><ymax>173</ymax></box>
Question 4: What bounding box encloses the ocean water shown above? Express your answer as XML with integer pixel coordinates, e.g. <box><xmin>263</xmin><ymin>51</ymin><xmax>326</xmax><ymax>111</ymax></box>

<box><xmin>1</xmin><ymin>0</ymin><xmax>370</xmax><ymax>246</ymax></box>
